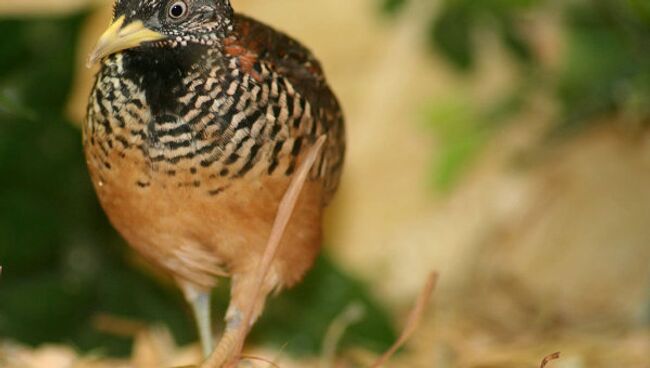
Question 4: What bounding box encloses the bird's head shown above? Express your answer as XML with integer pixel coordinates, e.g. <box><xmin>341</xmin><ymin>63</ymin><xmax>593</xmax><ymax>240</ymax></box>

<box><xmin>88</xmin><ymin>0</ymin><xmax>234</xmax><ymax>66</ymax></box>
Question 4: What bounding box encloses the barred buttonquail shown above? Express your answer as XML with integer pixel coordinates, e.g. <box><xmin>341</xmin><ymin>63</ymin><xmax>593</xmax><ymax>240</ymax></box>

<box><xmin>84</xmin><ymin>0</ymin><xmax>345</xmax><ymax>362</ymax></box>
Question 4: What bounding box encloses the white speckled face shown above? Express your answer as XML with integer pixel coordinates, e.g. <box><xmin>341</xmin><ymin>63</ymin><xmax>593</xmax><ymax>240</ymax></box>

<box><xmin>112</xmin><ymin>0</ymin><xmax>234</xmax><ymax>47</ymax></box>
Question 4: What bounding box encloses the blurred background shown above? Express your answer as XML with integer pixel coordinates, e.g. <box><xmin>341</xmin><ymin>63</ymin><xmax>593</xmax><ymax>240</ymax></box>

<box><xmin>1</xmin><ymin>0</ymin><xmax>649</xmax><ymax>367</ymax></box>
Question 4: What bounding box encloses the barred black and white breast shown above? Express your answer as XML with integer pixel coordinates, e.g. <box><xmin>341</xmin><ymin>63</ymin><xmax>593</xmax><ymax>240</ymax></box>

<box><xmin>86</xmin><ymin>13</ymin><xmax>344</xmax><ymax>204</ymax></box>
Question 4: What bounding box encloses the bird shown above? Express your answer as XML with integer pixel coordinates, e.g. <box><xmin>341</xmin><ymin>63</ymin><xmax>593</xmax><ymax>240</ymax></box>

<box><xmin>83</xmin><ymin>0</ymin><xmax>345</xmax><ymax>364</ymax></box>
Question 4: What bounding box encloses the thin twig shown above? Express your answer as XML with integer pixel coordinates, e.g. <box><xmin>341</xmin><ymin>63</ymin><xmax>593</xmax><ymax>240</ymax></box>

<box><xmin>540</xmin><ymin>352</ymin><xmax>560</xmax><ymax>368</ymax></box>
<box><xmin>320</xmin><ymin>302</ymin><xmax>366</xmax><ymax>368</ymax></box>
<box><xmin>369</xmin><ymin>272</ymin><xmax>438</xmax><ymax>368</ymax></box>
<box><xmin>225</xmin><ymin>135</ymin><xmax>328</xmax><ymax>367</ymax></box>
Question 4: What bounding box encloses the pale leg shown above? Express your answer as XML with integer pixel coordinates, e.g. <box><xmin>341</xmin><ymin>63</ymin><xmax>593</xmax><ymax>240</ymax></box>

<box><xmin>180</xmin><ymin>282</ymin><xmax>215</xmax><ymax>358</ymax></box>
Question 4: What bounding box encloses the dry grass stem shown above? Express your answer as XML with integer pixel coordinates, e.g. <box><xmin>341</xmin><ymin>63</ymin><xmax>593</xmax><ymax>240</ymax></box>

<box><xmin>320</xmin><ymin>302</ymin><xmax>366</xmax><ymax>368</ymax></box>
<box><xmin>369</xmin><ymin>271</ymin><xmax>438</xmax><ymax>368</ymax></box>
<box><xmin>540</xmin><ymin>352</ymin><xmax>560</xmax><ymax>368</ymax></box>
<box><xmin>215</xmin><ymin>135</ymin><xmax>328</xmax><ymax>368</ymax></box>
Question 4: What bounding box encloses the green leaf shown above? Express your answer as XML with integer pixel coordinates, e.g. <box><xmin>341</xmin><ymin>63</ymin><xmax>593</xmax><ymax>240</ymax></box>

<box><xmin>554</xmin><ymin>4</ymin><xmax>636</xmax><ymax>131</ymax></box>
<box><xmin>381</xmin><ymin>0</ymin><xmax>408</xmax><ymax>15</ymax></box>
<box><xmin>425</xmin><ymin>98</ymin><xmax>488</xmax><ymax>190</ymax></box>
<box><xmin>0</xmin><ymin>89</ymin><xmax>35</xmax><ymax>120</ymax></box>
<box><xmin>430</xmin><ymin>3</ymin><xmax>476</xmax><ymax>71</ymax></box>
<box><xmin>497</xmin><ymin>15</ymin><xmax>534</xmax><ymax>64</ymax></box>
<box><xmin>628</xmin><ymin>0</ymin><xmax>650</xmax><ymax>25</ymax></box>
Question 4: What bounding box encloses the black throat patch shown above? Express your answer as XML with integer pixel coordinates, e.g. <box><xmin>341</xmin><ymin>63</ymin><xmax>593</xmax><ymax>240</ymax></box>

<box><xmin>121</xmin><ymin>44</ymin><xmax>213</xmax><ymax>117</ymax></box>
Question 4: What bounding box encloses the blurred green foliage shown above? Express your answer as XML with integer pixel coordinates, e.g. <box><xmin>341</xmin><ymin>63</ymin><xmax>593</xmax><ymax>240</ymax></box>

<box><xmin>383</xmin><ymin>0</ymin><xmax>650</xmax><ymax>189</ymax></box>
<box><xmin>423</xmin><ymin>98</ymin><xmax>489</xmax><ymax>191</ymax></box>
<box><xmin>557</xmin><ymin>2</ymin><xmax>650</xmax><ymax>134</ymax></box>
<box><xmin>428</xmin><ymin>0</ymin><xmax>537</xmax><ymax>71</ymax></box>
<box><xmin>0</xmin><ymin>14</ymin><xmax>394</xmax><ymax>356</ymax></box>
<box><xmin>423</xmin><ymin>87</ymin><xmax>530</xmax><ymax>190</ymax></box>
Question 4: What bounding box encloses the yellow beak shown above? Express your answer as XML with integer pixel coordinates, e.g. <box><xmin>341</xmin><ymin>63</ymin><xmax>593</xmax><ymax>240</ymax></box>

<box><xmin>87</xmin><ymin>15</ymin><xmax>166</xmax><ymax>67</ymax></box>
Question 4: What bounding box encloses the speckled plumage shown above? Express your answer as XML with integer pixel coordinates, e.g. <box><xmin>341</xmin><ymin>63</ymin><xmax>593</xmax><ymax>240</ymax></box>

<box><xmin>84</xmin><ymin>0</ymin><xmax>344</xmax><ymax>359</ymax></box>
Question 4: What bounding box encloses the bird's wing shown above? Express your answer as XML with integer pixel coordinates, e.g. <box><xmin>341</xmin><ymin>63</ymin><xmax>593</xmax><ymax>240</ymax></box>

<box><xmin>226</xmin><ymin>13</ymin><xmax>346</xmax><ymax>205</ymax></box>
<box><xmin>227</xmin><ymin>13</ymin><xmax>327</xmax><ymax>104</ymax></box>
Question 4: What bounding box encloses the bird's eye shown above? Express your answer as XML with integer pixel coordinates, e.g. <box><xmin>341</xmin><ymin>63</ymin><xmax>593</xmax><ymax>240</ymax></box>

<box><xmin>168</xmin><ymin>1</ymin><xmax>188</xmax><ymax>19</ymax></box>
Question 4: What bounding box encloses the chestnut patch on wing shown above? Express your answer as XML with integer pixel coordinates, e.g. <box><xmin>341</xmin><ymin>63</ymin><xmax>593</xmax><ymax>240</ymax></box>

<box><xmin>224</xmin><ymin>38</ymin><xmax>263</xmax><ymax>83</ymax></box>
